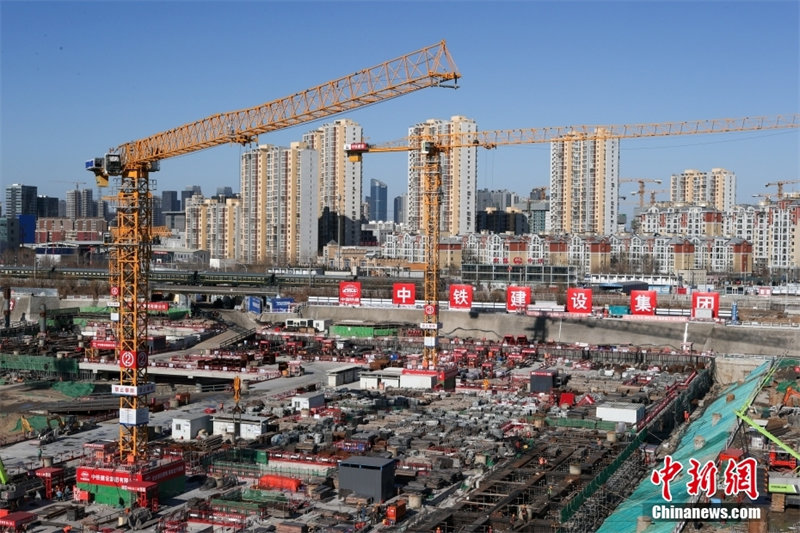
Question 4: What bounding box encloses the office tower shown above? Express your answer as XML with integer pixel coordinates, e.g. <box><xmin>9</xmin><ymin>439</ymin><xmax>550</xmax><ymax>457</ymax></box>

<box><xmin>368</xmin><ymin>179</ymin><xmax>388</xmax><ymax>222</ymax></box>
<box><xmin>216</xmin><ymin>186</ymin><xmax>234</xmax><ymax>198</ymax></box>
<box><xmin>162</xmin><ymin>191</ymin><xmax>179</xmax><ymax>212</ymax></box>
<box><xmin>37</xmin><ymin>196</ymin><xmax>60</xmax><ymax>218</ymax></box>
<box><xmin>407</xmin><ymin>116</ymin><xmax>477</xmax><ymax>236</ymax></box>
<box><xmin>670</xmin><ymin>168</ymin><xmax>736</xmax><ymax>212</ymax></box>
<box><xmin>181</xmin><ymin>186</ymin><xmax>202</xmax><ymax>211</ymax></box>
<box><xmin>5</xmin><ymin>184</ymin><xmax>37</xmax><ymax>217</ymax></box>
<box><xmin>549</xmin><ymin>130</ymin><xmax>620</xmax><ymax>235</ymax></box>
<box><xmin>303</xmin><ymin>119</ymin><xmax>363</xmax><ymax>249</ymax></box>
<box><xmin>394</xmin><ymin>194</ymin><xmax>407</xmax><ymax>225</ymax></box>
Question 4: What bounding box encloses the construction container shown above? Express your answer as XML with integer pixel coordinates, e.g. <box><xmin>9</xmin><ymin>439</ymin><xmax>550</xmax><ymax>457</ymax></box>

<box><xmin>530</xmin><ymin>370</ymin><xmax>556</xmax><ymax>393</ymax></box>
<box><xmin>257</xmin><ymin>474</ymin><xmax>302</xmax><ymax>492</ymax></box>
<box><xmin>276</xmin><ymin>521</ymin><xmax>308</xmax><ymax>533</ymax></box>
<box><xmin>171</xmin><ymin>413</ymin><xmax>211</xmax><ymax>441</ymax></box>
<box><xmin>595</xmin><ymin>402</ymin><xmax>645</xmax><ymax>424</ymax></box>
<box><xmin>386</xmin><ymin>499</ymin><xmax>407</xmax><ymax>521</ymax></box>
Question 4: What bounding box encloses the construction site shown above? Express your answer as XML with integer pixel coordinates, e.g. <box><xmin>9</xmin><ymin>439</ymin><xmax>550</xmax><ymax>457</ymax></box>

<box><xmin>1</xmin><ymin>39</ymin><xmax>799</xmax><ymax>533</ymax></box>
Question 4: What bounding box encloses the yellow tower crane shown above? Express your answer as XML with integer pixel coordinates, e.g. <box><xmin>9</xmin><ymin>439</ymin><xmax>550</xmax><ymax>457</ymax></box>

<box><xmin>85</xmin><ymin>41</ymin><xmax>460</xmax><ymax>463</ymax></box>
<box><xmin>347</xmin><ymin>114</ymin><xmax>799</xmax><ymax>368</ymax></box>
<box><xmin>630</xmin><ymin>187</ymin><xmax>670</xmax><ymax>207</ymax></box>
<box><xmin>621</xmin><ymin>178</ymin><xmax>663</xmax><ymax>210</ymax></box>
<box><xmin>765</xmin><ymin>179</ymin><xmax>800</xmax><ymax>199</ymax></box>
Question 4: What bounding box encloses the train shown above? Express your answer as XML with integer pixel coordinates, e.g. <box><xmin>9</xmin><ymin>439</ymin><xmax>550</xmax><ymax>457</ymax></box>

<box><xmin>0</xmin><ymin>265</ymin><xmax>369</xmax><ymax>288</ymax></box>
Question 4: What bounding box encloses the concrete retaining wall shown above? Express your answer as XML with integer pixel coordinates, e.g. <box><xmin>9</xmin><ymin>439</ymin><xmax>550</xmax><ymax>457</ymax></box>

<box><xmin>287</xmin><ymin>306</ymin><xmax>800</xmax><ymax>357</ymax></box>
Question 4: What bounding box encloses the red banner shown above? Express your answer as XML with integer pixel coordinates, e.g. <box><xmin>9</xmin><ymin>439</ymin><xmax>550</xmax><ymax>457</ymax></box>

<box><xmin>338</xmin><ymin>281</ymin><xmax>362</xmax><ymax>306</ymax></box>
<box><xmin>691</xmin><ymin>292</ymin><xmax>719</xmax><ymax>318</ymax></box>
<box><xmin>91</xmin><ymin>339</ymin><xmax>117</xmax><ymax>350</ymax></box>
<box><xmin>392</xmin><ymin>283</ymin><xmax>416</xmax><ymax>306</ymax></box>
<box><xmin>506</xmin><ymin>286</ymin><xmax>531</xmax><ymax>312</ymax></box>
<box><xmin>147</xmin><ymin>302</ymin><xmax>169</xmax><ymax>311</ymax></box>
<box><xmin>449</xmin><ymin>284</ymin><xmax>473</xmax><ymax>310</ymax></box>
<box><xmin>630</xmin><ymin>290</ymin><xmax>657</xmax><ymax>315</ymax></box>
<box><xmin>566</xmin><ymin>288</ymin><xmax>592</xmax><ymax>314</ymax></box>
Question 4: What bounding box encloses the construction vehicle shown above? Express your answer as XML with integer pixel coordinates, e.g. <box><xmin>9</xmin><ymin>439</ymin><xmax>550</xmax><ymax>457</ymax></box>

<box><xmin>84</xmin><ymin>41</ymin><xmax>460</xmax><ymax>463</ymax></box>
<box><xmin>734</xmin><ymin>361</ymin><xmax>800</xmax><ymax>511</ymax></box>
<box><xmin>0</xmin><ymin>455</ymin><xmax>43</xmax><ymax>510</ymax></box>
<box><xmin>45</xmin><ymin>414</ymin><xmax>79</xmax><ymax>435</ymax></box>
<box><xmin>782</xmin><ymin>386</ymin><xmax>800</xmax><ymax>408</ymax></box>
<box><xmin>18</xmin><ymin>416</ymin><xmax>35</xmax><ymax>439</ymax></box>
<box><xmin>346</xmin><ymin>114</ymin><xmax>799</xmax><ymax>368</ymax></box>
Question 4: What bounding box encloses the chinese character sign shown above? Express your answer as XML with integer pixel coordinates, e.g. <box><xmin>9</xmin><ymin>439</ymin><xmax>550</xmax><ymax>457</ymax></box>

<box><xmin>338</xmin><ymin>281</ymin><xmax>362</xmax><ymax>306</ymax></box>
<box><xmin>566</xmin><ymin>288</ymin><xmax>592</xmax><ymax>314</ymax></box>
<box><xmin>630</xmin><ymin>290</ymin><xmax>657</xmax><ymax>315</ymax></box>
<box><xmin>691</xmin><ymin>291</ymin><xmax>719</xmax><ymax>318</ymax></box>
<box><xmin>506</xmin><ymin>286</ymin><xmax>531</xmax><ymax>312</ymax></box>
<box><xmin>392</xmin><ymin>283</ymin><xmax>416</xmax><ymax>306</ymax></box>
<box><xmin>449</xmin><ymin>284</ymin><xmax>473</xmax><ymax>311</ymax></box>
<box><xmin>650</xmin><ymin>455</ymin><xmax>759</xmax><ymax>502</ymax></box>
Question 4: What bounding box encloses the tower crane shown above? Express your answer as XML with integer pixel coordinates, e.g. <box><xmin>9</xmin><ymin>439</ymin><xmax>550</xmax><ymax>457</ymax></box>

<box><xmin>620</xmin><ymin>178</ymin><xmax>663</xmax><ymax>210</ymax></box>
<box><xmin>765</xmin><ymin>179</ymin><xmax>800</xmax><ymax>199</ymax></box>
<box><xmin>85</xmin><ymin>41</ymin><xmax>460</xmax><ymax>463</ymax></box>
<box><xmin>347</xmin><ymin>113</ymin><xmax>799</xmax><ymax>369</ymax></box>
<box><xmin>630</xmin><ymin>187</ymin><xmax>669</xmax><ymax>207</ymax></box>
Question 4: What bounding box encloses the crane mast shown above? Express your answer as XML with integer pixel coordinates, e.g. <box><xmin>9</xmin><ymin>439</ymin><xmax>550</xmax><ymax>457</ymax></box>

<box><xmin>420</xmin><ymin>141</ymin><xmax>442</xmax><ymax>367</ymax></box>
<box><xmin>86</xmin><ymin>41</ymin><xmax>460</xmax><ymax>463</ymax></box>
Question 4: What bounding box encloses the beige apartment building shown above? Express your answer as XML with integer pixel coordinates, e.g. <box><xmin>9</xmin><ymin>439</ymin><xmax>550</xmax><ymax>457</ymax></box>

<box><xmin>549</xmin><ymin>129</ymin><xmax>620</xmax><ymax>236</ymax></box>
<box><xmin>407</xmin><ymin>116</ymin><xmax>478</xmax><ymax>236</ymax></box>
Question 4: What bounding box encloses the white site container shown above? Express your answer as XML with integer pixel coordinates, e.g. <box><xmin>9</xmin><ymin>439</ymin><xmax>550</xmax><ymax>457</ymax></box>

<box><xmin>172</xmin><ymin>413</ymin><xmax>212</xmax><ymax>441</ymax></box>
<box><xmin>595</xmin><ymin>402</ymin><xmax>646</xmax><ymax>425</ymax></box>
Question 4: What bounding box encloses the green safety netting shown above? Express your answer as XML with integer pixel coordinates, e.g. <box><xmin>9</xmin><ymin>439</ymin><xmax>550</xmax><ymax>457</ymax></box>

<box><xmin>13</xmin><ymin>414</ymin><xmax>49</xmax><ymax>433</ymax></box>
<box><xmin>594</xmin><ymin>360</ymin><xmax>770</xmax><ymax>533</ymax></box>
<box><xmin>52</xmin><ymin>381</ymin><xmax>95</xmax><ymax>397</ymax></box>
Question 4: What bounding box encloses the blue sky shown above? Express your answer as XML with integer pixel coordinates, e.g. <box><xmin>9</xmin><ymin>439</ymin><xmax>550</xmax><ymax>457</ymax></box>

<box><xmin>2</xmin><ymin>1</ymin><xmax>798</xmax><ymax>219</ymax></box>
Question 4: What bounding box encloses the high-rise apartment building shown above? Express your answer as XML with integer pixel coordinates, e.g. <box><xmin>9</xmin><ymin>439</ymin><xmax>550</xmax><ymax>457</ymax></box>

<box><xmin>303</xmin><ymin>119</ymin><xmax>363</xmax><ymax>249</ymax></box>
<box><xmin>5</xmin><ymin>184</ymin><xmax>37</xmax><ymax>217</ymax></box>
<box><xmin>549</xmin><ymin>131</ymin><xmax>620</xmax><ymax>235</ymax></box>
<box><xmin>407</xmin><ymin>116</ymin><xmax>478</xmax><ymax>236</ymax></box>
<box><xmin>368</xmin><ymin>179</ymin><xmax>388</xmax><ymax>222</ymax></box>
<box><xmin>670</xmin><ymin>168</ymin><xmax>736</xmax><ymax>211</ymax></box>
<box><xmin>66</xmin><ymin>188</ymin><xmax>96</xmax><ymax>219</ymax></box>
<box><xmin>238</xmin><ymin>142</ymin><xmax>318</xmax><ymax>265</ymax></box>
<box><xmin>185</xmin><ymin>194</ymin><xmax>241</xmax><ymax>260</ymax></box>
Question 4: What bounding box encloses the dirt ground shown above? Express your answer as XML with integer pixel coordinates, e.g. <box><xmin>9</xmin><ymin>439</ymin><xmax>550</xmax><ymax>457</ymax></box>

<box><xmin>0</xmin><ymin>382</ymin><xmax>73</xmax><ymax>441</ymax></box>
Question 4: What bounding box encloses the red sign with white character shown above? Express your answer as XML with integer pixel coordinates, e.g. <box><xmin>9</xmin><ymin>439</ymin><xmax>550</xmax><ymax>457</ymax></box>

<box><xmin>119</xmin><ymin>350</ymin><xmax>136</xmax><ymax>369</ymax></box>
<box><xmin>449</xmin><ymin>284</ymin><xmax>473</xmax><ymax>311</ymax></box>
<box><xmin>691</xmin><ymin>291</ymin><xmax>719</xmax><ymax>318</ymax></box>
<box><xmin>338</xmin><ymin>281</ymin><xmax>362</xmax><ymax>306</ymax></box>
<box><xmin>392</xmin><ymin>283</ymin><xmax>416</xmax><ymax>306</ymax></box>
<box><xmin>566</xmin><ymin>288</ymin><xmax>592</xmax><ymax>314</ymax></box>
<box><xmin>630</xmin><ymin>290</ymin><xmax>657</xmax><ymax>315</ymax></box>
<box><xmin>506</xmin><ymin>286</ymin><xmax>531</xmax><ymax>312</ymax></box>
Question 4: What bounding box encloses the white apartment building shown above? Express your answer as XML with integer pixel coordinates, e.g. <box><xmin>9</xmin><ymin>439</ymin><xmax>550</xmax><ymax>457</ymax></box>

<box><xmin>549</xmin><ymin>130</ymin><xmax>620</xmax><ymax>236</ymax></box>
<box><xmin>303</xmin><ymin>119</ymin><xmax>363</xmax><ymax>248</ymax></box>
<box><xmin>407</xmin><ymin>116</ymin><xmax>478</xmax><ymax>236</ymax></box>
<box><xmin>670</xmin><ymin>168</ymin><xmax>736</xmax><ymax>211</ymax></box>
